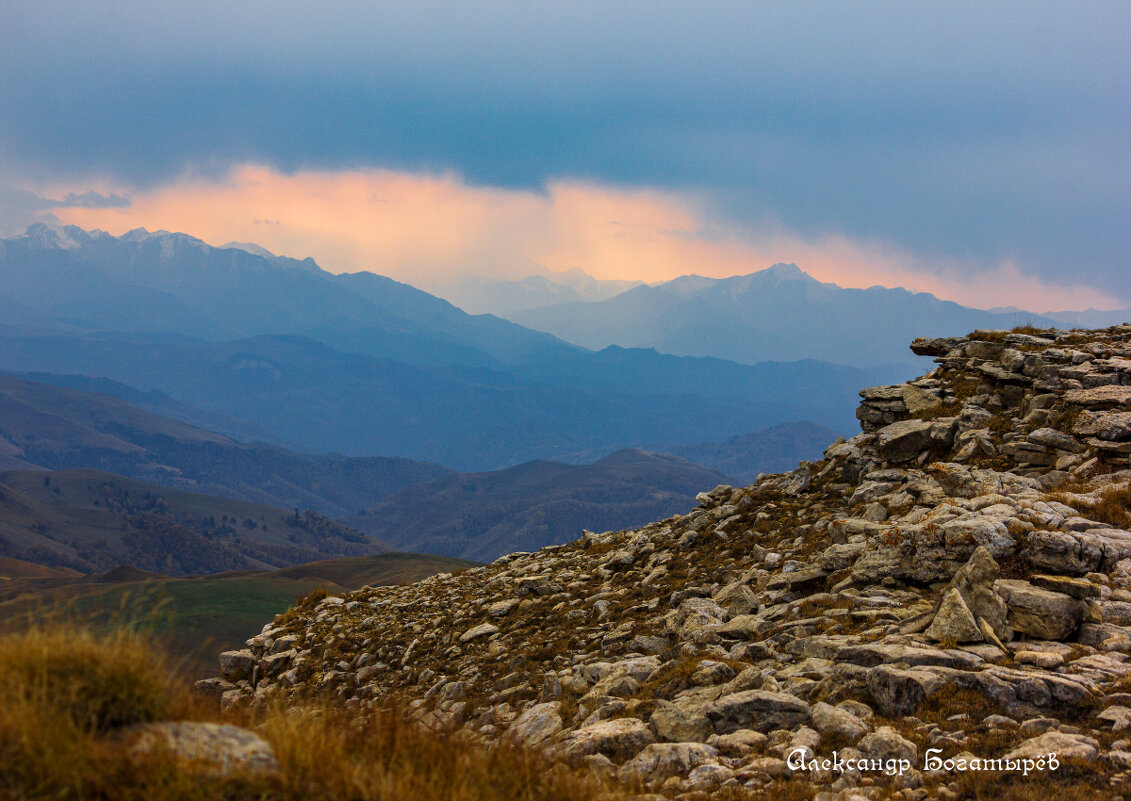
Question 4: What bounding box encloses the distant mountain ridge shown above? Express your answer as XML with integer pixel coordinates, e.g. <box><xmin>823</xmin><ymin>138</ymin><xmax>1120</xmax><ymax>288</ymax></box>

<box><xmin>348</xmin><ymin>448</ymin><xmax>733</xmax><ymax>562</ymax></box>
<box><xmin>0</xmin><ymin>373</ymin><xmax>451</xmax><ymax>516</ymax></box>
<box><xmin>434</xmin><ymin>266</ymin><xmax>644</xmax><ymax>316</ymax></box>
<box><xmin>505</xmin><ymin>263</ymin><xmax>1067</xmax><ymax>367</ymax></box>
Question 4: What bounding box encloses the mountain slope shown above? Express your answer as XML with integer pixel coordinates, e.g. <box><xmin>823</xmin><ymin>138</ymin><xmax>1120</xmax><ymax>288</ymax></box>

<box><xmin>667</xmin><ymin>420</ymin><xmax>842</xmax><ymax>483</ymax></box>
<box><xmin>0</xmin><ymin>468</ymin><xmax>384</xmax><ymax>575</ymax></box>
<box><xmin>507</xmin><ymin>263</ymin><xmax>1061</xmax><ymax>367</ymax></box>
<box><xmin>216</xmin><ymin>324</ymin><xmax>1131</xmax><ymax>798</ymax></box>
<box><xmin>0</xmin><ymin>373</ymin><xmax>451</xmax><ymax>516</ymax></box>
<box><xmin>348</xmin><ymin>448</ymin><xmax>731</xmax><ymax>561</ymax></box>
<box><xmin>1</xmin><ymin>223</ymin><xmax>571</xmax><ymax>369</ymax></box>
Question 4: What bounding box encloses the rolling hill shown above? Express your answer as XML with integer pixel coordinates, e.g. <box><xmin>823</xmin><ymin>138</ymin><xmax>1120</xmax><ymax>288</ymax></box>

<box><xmin>666</xmin><ymin>420</ymin><xmax>842</xmax><ymax>483</ymax></box>
<box><xmin>0</xmin><ymin>468</ymin><xmax>386</xmax><ymax>575</ymax></box>
<box><xmin>0</xmin><ymin>373</ymin><xmax>451</xmax><ymax>516</ymax></box>
<box><xmin>348</xmin><ymin>448</ymin><xmax>732</xmax><ymax>562</ymax></box>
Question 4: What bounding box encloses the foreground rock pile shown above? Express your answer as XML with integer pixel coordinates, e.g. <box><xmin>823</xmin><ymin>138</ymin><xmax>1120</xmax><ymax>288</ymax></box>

<box><xmin>206</xmin><ymin>325</ymin><xmax>1131</xmax><ymax>799</ymax></box>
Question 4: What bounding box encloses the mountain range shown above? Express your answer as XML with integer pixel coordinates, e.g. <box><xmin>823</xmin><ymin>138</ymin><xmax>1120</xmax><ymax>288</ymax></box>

<box><xmin>503</xmin><ymin>263</ymin><xmax>1094</xmax><ymax>367</ymax></box>
<box><xmin>0</xmin><ymin>373</ymin><xmax>450</xmax><ymax>515</ymax></box>
<box><xmin>0</xmin><ymin>225</ymin><xmax>917</xmax><ymax>468</ymax></box>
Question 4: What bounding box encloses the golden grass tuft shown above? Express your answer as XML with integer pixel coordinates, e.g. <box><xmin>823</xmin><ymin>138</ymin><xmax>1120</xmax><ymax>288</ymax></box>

<box><xmin>1055</xmin><ymin>479</ymin><xmax>1131</xmax><ymax>530</ymax></box>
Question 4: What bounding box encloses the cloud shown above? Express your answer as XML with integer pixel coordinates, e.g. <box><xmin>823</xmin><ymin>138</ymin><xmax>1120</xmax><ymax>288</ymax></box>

<box><xmin>52</xmin><ymin>191</ymin><xmax>131</xmax><ymax>209</ymax></box>
<box><xmin>1</xmin><ymin>2</ymin><xmax>1127</xmax><ymax>299</ymax></box>
<box><xmin>0</xmin><ymin>185</ymin><xmax>131</xmax><ymax>235</ymax></box>
<box><xmin>49</xmin><ymin>164</ymin><xmax>1126</xmax><ymax>312</ymax></box>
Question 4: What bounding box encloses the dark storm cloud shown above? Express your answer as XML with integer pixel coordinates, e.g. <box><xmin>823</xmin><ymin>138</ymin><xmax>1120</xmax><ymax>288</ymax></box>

<box><xmin>1</xmin><ymin>1</ymin><xmax>1127</xmax><ymax>297</ymax></box>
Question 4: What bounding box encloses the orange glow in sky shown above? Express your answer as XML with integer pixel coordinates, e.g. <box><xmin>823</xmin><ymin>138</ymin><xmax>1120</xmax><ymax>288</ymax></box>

<box><xmin>51</xmin><ymin>164</ymin><xmax>1124</xmax><ymax>312</ymax></box>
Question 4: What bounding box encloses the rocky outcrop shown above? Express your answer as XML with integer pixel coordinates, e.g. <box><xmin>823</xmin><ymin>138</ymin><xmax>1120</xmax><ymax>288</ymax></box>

<box><xmin>207</xmin><ymin>324</ymin><xmax>1131</xmax><ymax>799</ymax></box>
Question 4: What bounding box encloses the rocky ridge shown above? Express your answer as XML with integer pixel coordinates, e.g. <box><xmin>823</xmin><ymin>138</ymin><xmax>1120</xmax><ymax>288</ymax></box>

<box><xmin>206</xmin><ymin>325</ymin><xmax>1131</xmax><ymax>799</ymax></box>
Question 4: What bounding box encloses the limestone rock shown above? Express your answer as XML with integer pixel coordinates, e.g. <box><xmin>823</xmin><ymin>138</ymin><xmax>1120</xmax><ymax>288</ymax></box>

<box><xmin>460</xmin><ymin>623</ymin><xmax>499</xmax><ymax>642</ymax></box>
<box><xmin>945</xmin><ymin>545</ymin><xmax>1010</xmax><ymax>639</ymax></box>
<box><xmin>865</xmin><ymin>665</ymin><xmax>944</xmax><ymax>717</ymax></box>
<box><xmin>876</xmin><ymin>419</ymin><xmax>935</xmax><ymax>461</ymax></box>
<box><xmin>218</xmin><ymin>649</ymin><xmax>255</xmax><ymax>682</ymax></box>
<box><xmin>510</xmin><ymin>702</ymin><xmax>563</xmax><ymax>746</ymax></box>
<box><xmin>857</xmin><ymin>726</ymin><xmax>917</xmax><ymax>764</ymax></box>
<box><xmin>810</xmin><ymin>701</ymin><xmax>868</xmax><ymax>741</ymax></box>
<box><xmin>617</xmin><ymin>742</ymin><xmax>718</xmax><ymax>781</ymax></box>
<box><xmin>924</xmin><ymin>587</ymin><xmax>983</xmax><ymax>644</ymax></box>
<box><xmin>559</xmin><ymin>717</ymin><xmax>655</xmax><ymax>760</ymax></box>
<box><xmin>996</xmin><ymin>579</ymin><xmax>1087</xmax><ymax>640</ymax></box>
<box><xmin>705</xmin><ymin>690</ymin><xmax>811</xmax><ymax>734</ymax></box>
<box><xmin>1004</xmin><ymin>731</ymin><xmax>1100</xmax><ymax>762</ymax></box>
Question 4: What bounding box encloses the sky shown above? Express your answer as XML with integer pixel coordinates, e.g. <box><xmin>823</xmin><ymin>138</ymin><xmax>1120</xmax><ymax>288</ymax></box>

<box><xmin>1</xmin><ymin>1</ymin><xmax>1128</xmax><ymax>311</ymax></box>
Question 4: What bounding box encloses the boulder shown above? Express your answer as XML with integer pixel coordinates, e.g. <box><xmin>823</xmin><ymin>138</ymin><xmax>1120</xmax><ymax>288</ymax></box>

<box><xmin>460</xmin><ymin>623</ymin><xmax>499</xmax><ymax>643</ymax></box>
<box><xmin>705</xmin><ymin>690</ymin><xmax>811</xmax><ymax>734</ymax></box>
<box><xmin>128</xmin><ymin>722</ymin><xmax>278</xmax><ymax>775</ymax></box>
<box><xmin>865</xmin><ymin>665</ymin><xmax>944</xmax><ymax>717</ymax></box>
<box><xmin>924</xmin><ymin>587</ymin><xmax>983</xmax><ymax>644</ymax></box>
<box><xmin>510</xmin><ymin>702</ymin><xmax>563</xmax><ymax>746</ymax></box>
<box><xmin>810</xmin><ymin>701</ymin><xmax>868</xmax><ymax>741</ymax></box>
<box><xmin>651</xmin><ymin>694</ymin><xmax>715</xmax><ymax>743</ymax></box>
<box><xmin>559</xmin><ymin>717</ymin><xmax>655</xmax><ymax>761</ymax></box>
<box><xmin>617</xmin><ymin>742</ymin><xmax>718</xmax><ymax>781</ymax></box>
<box><xmin>876</xmin><ymin>420</ymin><xmax>935</xmax><ymax>461</ymax></box>
<box><xmin>995</xmin><ymin>579</ymin><xmax>1087</xmax><ymax>640</ymax></box>
<box><xmin>1004</xmin><ymin>731</ymin><xmax>1099</xmax><ymax>762</ymax></box>
<box><xmin>218</xmin><ymin>649</ymin><xmax>255</xmax><ymax>682</ymax></box>
<box><xmin>945</xmin><ymin>546</ymin><xmax>1010</xmax><ymax>639</ymax></box>
<box><xmin>857</xmin><ymin>726</ymin><xmax>917</xmax><ymax>764</ymax></box>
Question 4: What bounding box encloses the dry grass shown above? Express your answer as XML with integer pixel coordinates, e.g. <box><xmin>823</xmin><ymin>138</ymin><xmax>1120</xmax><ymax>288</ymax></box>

<box><xmin>0</xmin><ymin>624</ymin><xmax>624</xmax><ymax>801</ymax></box>
<box><xmin>1055</xmin><ymin>479</ymin><xmax>1131</xmax><ymax>529</ymax></box>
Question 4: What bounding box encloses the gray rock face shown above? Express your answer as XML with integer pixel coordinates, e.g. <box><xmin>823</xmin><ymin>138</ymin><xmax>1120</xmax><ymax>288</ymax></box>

<box><xmin>857</xmin><ymin>726</ymin><xmax>917</xmax><ymax>764</ymax></box>
<box><xmin>617</xmin><ymin>742</ymin><xmax>718</xmax><ymax>781</ymax></box>
<box><xmin>651</xmin><ymin>695</ymin><xmax>715</xmax><ymax>743</ymax></box>
<box><xmin>218</xmin><ymin>649</ymin><xmax>255</xmax><ymax>682</ymax></box>
<box><xmin>705</xmin><ymin>690</ymin><xmax>811</xmax><ymax>734</ymax></box>
<box><xmin>810</xmin><ymin>701</ymin><xmax>868</xmax><ymax>741</ymax></box>
<box><xmin>996</xmin><ymin>579</ymin><xmax>1087</xmax><ymax>640</ymax></box>
<box><xmin>876</xmin><ymin>419</ymin><xmax>935</xmax><ymax>461</ymax></box>
<box><xmin>865</xmin><ymin>666</ymin><xmax>944</xmax><ymax>717</ymax></box>
<box><xmin>1004</xmin><ymin>731</ymin><xmax>1100</xmax><ymax>761</ymax></box>
<box><xmin>945</xmin><ymin>546</ymin><xmax>1010</xmax><ymax>639</ymax></box>
<box><xmin>459</xmin><ymin>623</ymin><xmax>499</xmax><ymax>642</ymax></box>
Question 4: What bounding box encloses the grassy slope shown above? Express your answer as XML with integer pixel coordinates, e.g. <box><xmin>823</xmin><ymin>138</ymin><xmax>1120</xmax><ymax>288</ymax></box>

<box><xmin>0</xmin><ymin>553</ymin><xmax>474</xmax><ymax>678</ymax></box>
